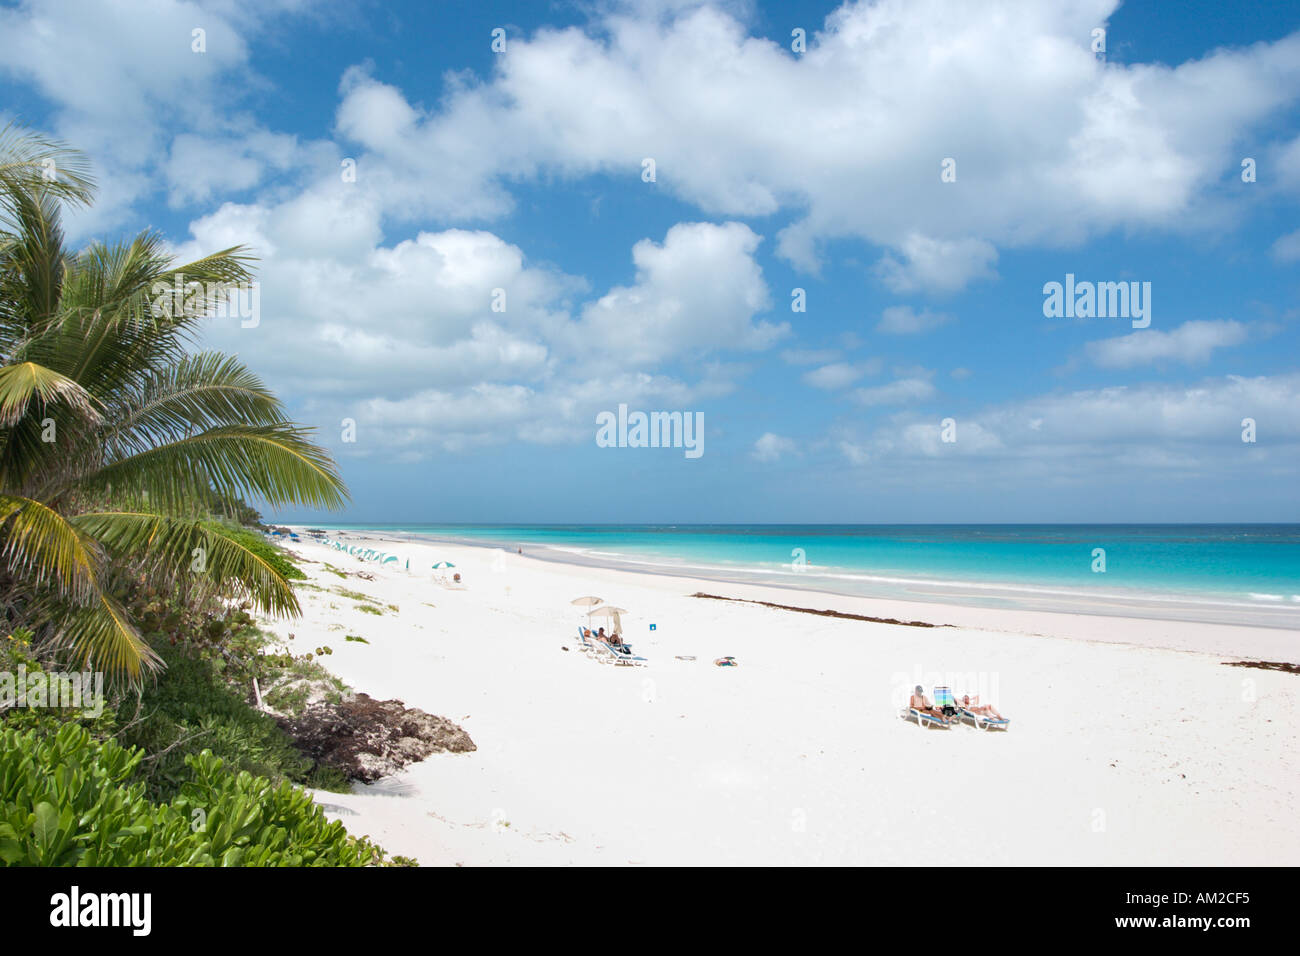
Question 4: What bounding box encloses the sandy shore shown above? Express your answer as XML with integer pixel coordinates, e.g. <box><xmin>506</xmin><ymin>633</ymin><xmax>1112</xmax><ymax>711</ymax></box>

<box><xmin>267</xmin><ymin>529</ymin><xmax>1299</xmax><ymax>866</ymax></box>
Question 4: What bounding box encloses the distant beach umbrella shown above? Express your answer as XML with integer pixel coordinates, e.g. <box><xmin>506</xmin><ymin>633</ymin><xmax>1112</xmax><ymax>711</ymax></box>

<box><xmin>571</xmin><ymin>595</ymin><xmax>603</xmax><ymax>626</ymax></box>
<box><xmin>431</xmin><ymin>561</ymin><xmax>456</xmax><ymax>569</ymax></box>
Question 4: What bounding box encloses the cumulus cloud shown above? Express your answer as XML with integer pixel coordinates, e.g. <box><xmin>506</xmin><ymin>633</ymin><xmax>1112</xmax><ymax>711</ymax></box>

<box><xmin>322</xmin><ymin>0</ymin><xmax>1300</xmax><ymax>287</ymax></box>
<box><xmin>877</xmin><ymin>305</ymin><xmax>955</xmax><ymax>335</ymax></box>
<box><xmin>853</xmin><ymin>376</ymin><xmax>937</xmax><ymax>406</ymax></box>
<box><xmin>172</xmin><ymin>200</ymin><xmax>768</xmax><ymax>457</ymax></box>
<box><xmin>1085</xmin><ymin>320</ymin><xmax>1250</xmax><ymax>368</ymax></box>
<box><xmin>7</xmin><ymin>0</ymin><xmax>1300</xmax><ymax>287</ymax></box>
<box><xmin>752</xmin><ymin>432</ymin><xmax>797</xmax><ymax>461</ymax></box>
<box><xmin>836</xmin><ymin>373</ymin><xmax>1300</xmax><ymax>482</ymax></box>
<box><xmin>1271</xmin><ymin>229</ymin><xmax>1300</xmax><ymax>262</ymax></box>
<box><xmin>573</xmin><ymin>221</ymin><xmax>784</xmax><ymax>365</ymax></box>
<box><xmin>781</xmin><ymin>348</ymin><xmax>841</xmax><ymax>365</ymax></box>
<box><xmin>803</xmin><ymin>362</ymin><xmax>870</xmax><ymax>390</ymax></box>
<box><xmin>0</xmin><ymin>0</ymin><xmax>309</xmax><ymax>233</ymax></box>
<box><xmin>873</xmin><ymin>236</ymin><xmax>998</xmax><ymax>294</ymax></box>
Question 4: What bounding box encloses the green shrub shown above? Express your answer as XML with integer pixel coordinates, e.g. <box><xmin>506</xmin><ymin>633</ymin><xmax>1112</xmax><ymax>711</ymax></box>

<box><xmin>0</xmin><ymin>724</ymin><xmax>388</xmax><ymax>866</ymax></box>
<box><xmin>116</xmin><ymin>642</ymin><xmax>315</xmax><ymax>801</ymax></box>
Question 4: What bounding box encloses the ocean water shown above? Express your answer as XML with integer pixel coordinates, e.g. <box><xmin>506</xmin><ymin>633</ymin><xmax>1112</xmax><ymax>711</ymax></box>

<box><xmin>324</xmin><ymin>524</ymin><xmax>1300</xmax><ymax>628</ymax></box>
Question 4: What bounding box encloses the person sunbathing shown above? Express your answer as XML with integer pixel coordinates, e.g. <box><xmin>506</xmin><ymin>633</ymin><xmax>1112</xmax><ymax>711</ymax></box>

<box><xmin>959</xmin><ymin>694</ymin><xmax>1005</xmax><ymax>721</ymax></box>
<box><xmin>909</xmin><ymin>685</ymin><xmax>947</xmax><ymax>721</ymax></box>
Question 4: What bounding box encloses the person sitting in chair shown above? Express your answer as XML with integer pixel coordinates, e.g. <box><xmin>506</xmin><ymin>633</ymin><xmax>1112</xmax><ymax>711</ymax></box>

<box><xmin>909</xmin><ymin>685</ymin><xmax>947</xmax><ymax>722</ymax></box>
<box><xmin>960</xmin><ymin>694</ymin><xmax>1005</xmax><ymax>721</ymax></box>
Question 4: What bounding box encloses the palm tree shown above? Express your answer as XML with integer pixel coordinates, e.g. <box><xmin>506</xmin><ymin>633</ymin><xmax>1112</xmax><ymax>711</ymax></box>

<box><xmin>0</xmin><ymin>124</ymin><xmax>348</xmax><ymax>683</ymax></box>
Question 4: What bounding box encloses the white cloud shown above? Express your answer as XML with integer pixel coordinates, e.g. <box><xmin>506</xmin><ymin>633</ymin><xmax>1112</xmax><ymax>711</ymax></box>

<box><xmin>877</xmin><ymin>305</ymin><xmax>955</xmax><ymax>335</ymax></box>
<box><xmin>1271</xmin><ymin>229</ymin><xmax>1300</xmax><ymax>262</ymax></box>
<box><xmin>574</xmin><ymin>221</ymin><xmax>784</xmax><ymax>365</ymax></box>
<box><xmin>837</xmin><ymin>374</ymin><xmax>1300</xmax><ymax>477</ymax></box>
<box><xmin>173</xmin><ymin>201</ymin><xmax>766</xmax><ymax>457</ymax></box>
<box><xmin>322</xmin><ymin>0</ymin><xmax>1300</xmax><ymax>287</ymax></box>
<box><xmin>7</xmin><ymin>0</ymin><xmax>1300</xmax><ymax>289</ymax></box>
<box><xmin>853</xmin><ymin>376</ymin><xmax>937</xmax><ymax>406</ymax></box>
<box><xmin>781</xmin><ymin>348</ymin><xmax>841</xmax><ymax>365</ymax></box>
<box><xmin>752</xmin><ymin>432</ymin><xmax>797</xmax><ymax>461</ymax></box>
<box><xmin>873</xmin><ymin>236</ymin><xmax>998</xmax><ymax>294</ymax></box>
<box><xmin>0</xmin><ymin>0</ymin><xmax>309</xmax><ymax>234</ymax></box>
<box><xmin>1085</xmin><ymin>320</ymin><xmax>1250</xmax><ymax>368</ymax></box>
<box><xmin>803</xmin><ymin>362</ymin><xmax>867</xmax><ymax>390</ymax></box>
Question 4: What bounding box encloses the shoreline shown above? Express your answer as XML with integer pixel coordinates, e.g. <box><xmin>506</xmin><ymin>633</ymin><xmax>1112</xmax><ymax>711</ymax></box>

<box><xmin>270</xmin><ymin>527</ymin><xmax>1299</xmax><ymax>866</ymax></box>
<box><xmin>311</xmin><ymin>527</ymin><xmax>1300</xmax><ymax>659</ymax></box>
<box><xmin>313</xmin><ymin>525</ymin><xmax>1300</xmax><ymax>633</ymax></box>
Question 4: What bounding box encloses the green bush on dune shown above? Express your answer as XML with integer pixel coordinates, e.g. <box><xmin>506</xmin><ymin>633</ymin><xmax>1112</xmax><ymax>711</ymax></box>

<box><xmin>0</xmin><ymin>723</ymin><xmax>384</xmax><ymax>866</ymax></box>
<box><xmin>202</xmin><ymin>522</ymin><xmax>307</xmax><ymax>581</ymax></box>
<box><xmin>113</xmin><ymin>641</ymin><xmax>335</xmax><ymax>802</ymax></box>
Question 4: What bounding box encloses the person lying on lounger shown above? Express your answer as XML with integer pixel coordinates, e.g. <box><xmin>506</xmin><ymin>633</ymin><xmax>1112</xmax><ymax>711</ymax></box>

<box><xmin>909</xmin><ymin>685</ymin><xmax>947</xmax><ymax>721</ymax></box>
<box><xmin>959</xmin><ymin>694</ymin><xmax>1005</xmax><ymax>721</ymax></box>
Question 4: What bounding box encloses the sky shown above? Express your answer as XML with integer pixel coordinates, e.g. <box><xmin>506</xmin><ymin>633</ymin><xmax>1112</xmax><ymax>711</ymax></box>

<box><xmin>2</xmin><ymin>0</ymin><xmax>1298</xmax><ymax>524</ymax></box>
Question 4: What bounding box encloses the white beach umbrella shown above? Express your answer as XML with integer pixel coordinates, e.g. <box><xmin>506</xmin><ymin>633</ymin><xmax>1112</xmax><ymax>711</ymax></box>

<box><xmin>571</xmin><ymin>595</ymin><xmax>603</xmax><ymax>626</ymax></box>
<box><xmin>589</xmin><ymin>605</ymin><xmax>627</xmax><ymax>636</ymax></box>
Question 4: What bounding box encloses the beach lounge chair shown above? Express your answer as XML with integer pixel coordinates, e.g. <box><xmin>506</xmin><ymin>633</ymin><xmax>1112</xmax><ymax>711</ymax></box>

<box><xmin>934</xmin><ymin>686</ymin><xmax>961</xmax><ymax>720</ymax></box>
<box><xmin>577</xmin><ymin>626</ymin><xmax>645</xmax><ymax>665</ymax></box>
<box><xmin>956</xmin><ymin>693</ymin><xmax>1010</xmax><ymax>730</ymax></box>
<box><xmin>903</xmin><ymin>687</ymin><xmax>954</xmax><ymax>729</ymax></box>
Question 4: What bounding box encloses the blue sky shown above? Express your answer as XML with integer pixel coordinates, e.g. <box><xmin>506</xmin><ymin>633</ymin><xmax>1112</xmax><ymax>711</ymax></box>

<box><xmin>2</xmin><ymin>0</ymin><xmax>1298</xmax><ymax>523</ymax></box>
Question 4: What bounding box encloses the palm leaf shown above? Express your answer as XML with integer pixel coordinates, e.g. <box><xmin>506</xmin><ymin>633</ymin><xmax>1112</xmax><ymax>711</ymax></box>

<box><xmin>0</xmin><ymin>361</ymin><xmax>101</xmax><ymax>426</ymax></box>
<box><xmin>0</xmin><ymin>493</ymin><xmax>99</xmax><ymax>601</ymax></box>
<box><xmin>72</xmin><ymin>511</ymin><xmax>300</xmax><ymax>617</ymax></box>
<box><xmin>58</xmin><ymin>591</ymin><xmax>160</xmax><ymax>682</ymax></box>
<box><xmin>86</xmin><ymin>424</ymin><xmax>349</xmax><ymax>512</ymax></box>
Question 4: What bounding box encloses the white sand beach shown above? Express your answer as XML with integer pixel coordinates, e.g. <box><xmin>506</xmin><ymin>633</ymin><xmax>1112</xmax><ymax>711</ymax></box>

<box><xmin>269</xmin><ymin>530</ymin><xmax>1300</xmax><ymax>866</ymax></box>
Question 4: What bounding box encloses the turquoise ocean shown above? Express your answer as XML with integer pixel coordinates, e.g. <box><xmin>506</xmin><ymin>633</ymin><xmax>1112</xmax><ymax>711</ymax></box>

<box><xmin>320</xmin><ymin>524</ymin><xmax>1300</xmax><ymax>628</ymax></box>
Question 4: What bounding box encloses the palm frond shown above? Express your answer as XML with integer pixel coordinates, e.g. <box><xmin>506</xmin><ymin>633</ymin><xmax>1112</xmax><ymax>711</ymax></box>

<box><xmin>87</xmin><ymin>424</ymin><xmax>349</xmax><ymax>512</ymax></box>
<box><xmin>0</xmin><ymin>360</ymin><xmax>101</xmax><ymax>426</ymax></box>
<box><xmin>72</xmin><ymin>511</ymin><xmax>300</xmax><ymax>618</ymax></box>
<box><xmin>58</xmin><ymin>590</ymin><xmax>160</xmax><ymax>682</ymax></box>
<box><xmin>0</xmin><ymin>493</ymin><xmax>100</xmax><ymax>600</ymax></box>
<box><xmin>0</xmin><ymin>122</ymin><xmax>95</xmax><ymax>215</ymax></box>
<box><xmin>109</xmin><ymin>352</ymin><xmax>286</xmax><ymax>453</ymax></box>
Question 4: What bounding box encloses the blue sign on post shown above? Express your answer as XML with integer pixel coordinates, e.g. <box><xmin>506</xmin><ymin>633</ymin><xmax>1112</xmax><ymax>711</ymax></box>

<box><xmin>649</xmin><ymin>623</ymin><xmax>656</xmax><ymax>631</ymax></box>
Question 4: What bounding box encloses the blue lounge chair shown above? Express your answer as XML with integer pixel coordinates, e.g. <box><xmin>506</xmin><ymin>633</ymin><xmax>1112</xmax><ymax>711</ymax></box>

<box><xmin>956</xmin><ymin>693</ymin><xmax>1010</xmax><ymax>730</ymax></box>
<box><xmin>903</xmin><ymin>687</ymin><xmax>953</xmax><ymax>728</ymax></box>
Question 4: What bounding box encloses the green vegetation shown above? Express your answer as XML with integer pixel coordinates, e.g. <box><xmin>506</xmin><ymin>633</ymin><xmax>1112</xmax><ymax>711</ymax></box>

<box><xmin>344</xmin><ymin>635</ymin><xmax>369</xmax><ymax>644</ymax></box>
<box><xmin>0</xmin><ymin>129</ymin><xmax>414</xmax><ymax>865</ymax></box>
<box><xmin>0</xmin><ymin>124</ymin><xmax>346</xmax><ymax>684</ymax></box>
<box><xmin>202</xmin><ymin>521</ymin><xmax>307</xmax><ymax>581</ymax></box>
<box><xmin>331</xmin><ymin>586</ymin><xmax>373</xmax><ymax>602</ymax></box>
<box><xmin>357</xmin><ymin>605</ymin><xmax>384</xmax><ymax>616</ymax></box>
<box><xmin>0</xmin><ymin>724</ymin><xmax>389</xmax><ymax>866</ymax></box>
